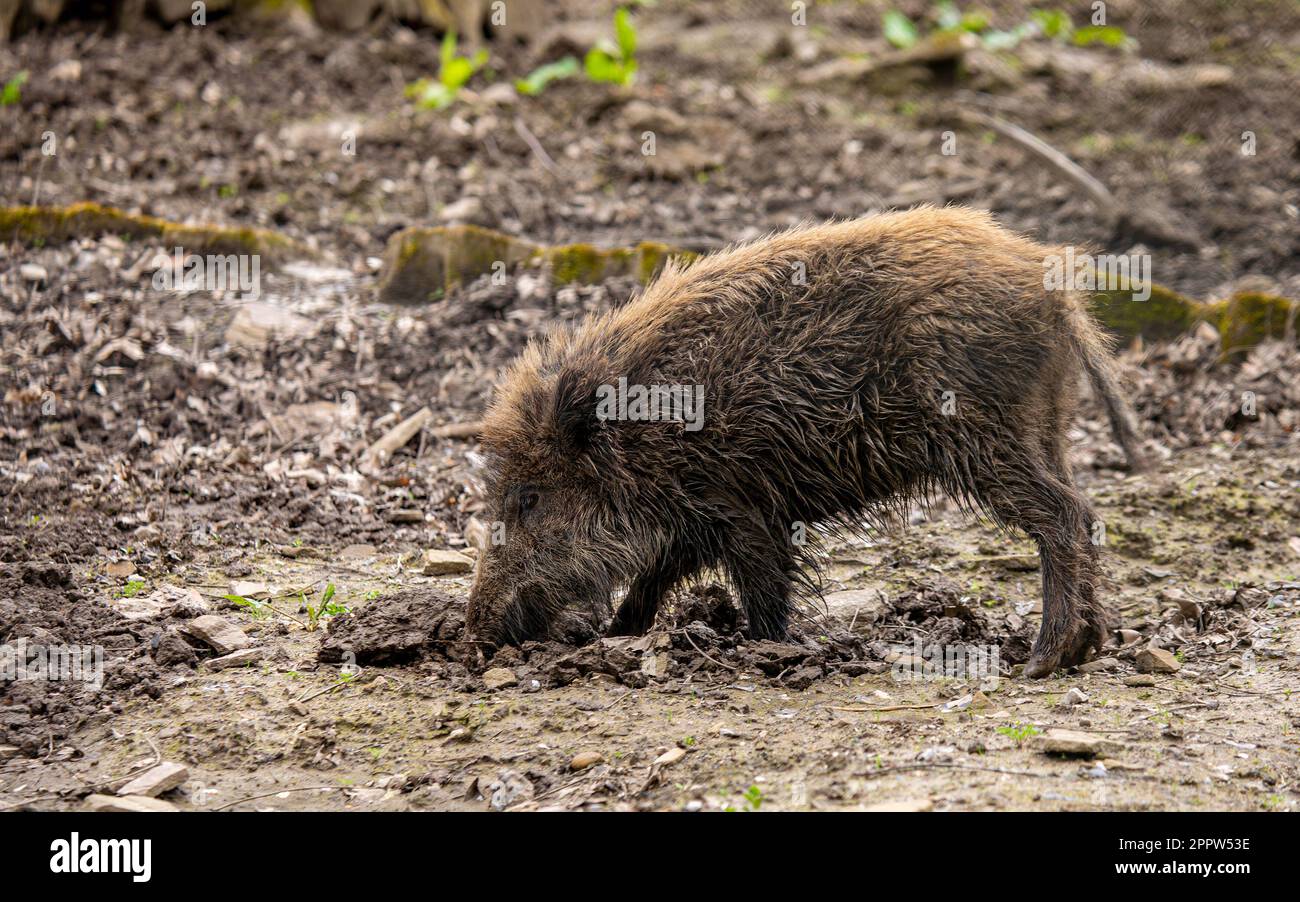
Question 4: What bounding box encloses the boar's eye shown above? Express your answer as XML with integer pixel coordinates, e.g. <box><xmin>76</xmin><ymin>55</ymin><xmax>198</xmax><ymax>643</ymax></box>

<box><xmin>518</xmin><ymin>489</ymin><xmax>540</xmax><ymax>516</ymax></box>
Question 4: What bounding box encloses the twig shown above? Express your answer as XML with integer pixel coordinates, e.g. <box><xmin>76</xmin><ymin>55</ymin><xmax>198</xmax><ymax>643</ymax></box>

<box><xmin>513</xmin><ymin>116</ymin><xmax>562</xmax><ymax>178</ymax></box>
<box><xmin>958</xmin><ymin>109</ymin><xmax>1118</xmax><ymax>221</ymax></box>
<box><xmin>212</xmin><ymin>785</ymin><xmax>340</xmax><ymax>811</ymax></box>
<box><xmin>675</xmin><ymin>628</ymin><xmax>739</xmax><ymax>671</ymax></box>
<box><xmin>861</xmin><ymin>762</ymin><xmax>1050</xmax><ymax>779</ymax></box>
<box><xmin>829</xmin><ymin>701</ymin><xmax>946</xmax><ymax>713</ymax></box>
<box><xmin>430</xmin><ymin>421</ymin><xmax>482</xmax><ymax>440</ymax></box>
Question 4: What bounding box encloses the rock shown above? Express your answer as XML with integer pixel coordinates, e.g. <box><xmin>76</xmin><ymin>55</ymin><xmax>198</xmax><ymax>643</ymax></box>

<box><xmin>823</xmin><ymin>588</ymin><xmax>887</xmax><ymax>625</ymax></box>
<box><xmin>180</xmin><ymin>615</ymin><xmax>252</xmax><ymax>655</ymax></box>
<box><xmin>204</xmin><ymin>648</ymin><xmax>265</xmax><ymax>671</ymax></box>
<box><xmin>570</xmin><ymin>751</ymin><xmax>603</xmax><ymax>771</ymax></box>
<box><xmin>1124</xmin><ymin>675</ymin><xmax>1157</xmax><ymax>687</ymax></box>
<box><xmin>19</xmin><ymin>263</ymin><xmax>48</xmax><ymax>283</ymax></box>
<box><xmin>420</xmin><ymin>549</ymin><xmax>474</xmax><ymax>576</ymax></box>
<box><xmin>482</xmin><ymin>667</ymin><xmax>518</xmax><ymax>690</ymax></box>
<box><xmin>152</xmin><ymin>629</ymin><xmax>198</xmax><ymax>668</ymax></box>
<box><xmin>438</xmin><ymin>196</ymin><xmax>484</xmax><ymax>223</ymax></box>
<box><xmin>116</xmin><ymin>762</ymin><xmax>189</xmax><ymax>798</ymax></box>
<box><xmin>105</xmin><ymin>560</ymin><xmax>136</xmax><ymax>578</ymax></box>
<box><xmin>1039</xmin><ymin>729</ymin><xmax>1122</xmax><ymax>758</ymax></box>
<box><xmin>640</xmin><ymin>651</ymin><xmax>671</xmax><ymax>679</ymax></box>
<box><xmin>340</xmin><ymin>543</ymin><xmax>378</xmax><ymax>560</ymax></box>
<box><xmin>1059</xmin><ymin>687</ymin><xmax>1089</xmax><ymax>707</ymax></box>
<box><xmin>1136</xmin><ymin>646</ymin><xmax>1181</xmax><ymax>674</ymax></box>
<box><xmin>654</xmin><ymin>747</ymin><xmax>686</xmax><ymax>767</ymax></box>
<box><xmin>84</xmin><ymin>794</ymin><xmax>178</xmax><ymax>812</ymax></box>
<box><xmin>861</xmin><ymin>797</ymin><xmax>934</xmax><ymax>812</ymax></box>
<box><xmin>487</xmin><ymin>770</ymin><xmax>534</xmax><ymax>810</ymax></box>
<box><xmin>1077</xmin><ymin>656</ymin><xmax>1119</xmax><ymax>674</ymax></box>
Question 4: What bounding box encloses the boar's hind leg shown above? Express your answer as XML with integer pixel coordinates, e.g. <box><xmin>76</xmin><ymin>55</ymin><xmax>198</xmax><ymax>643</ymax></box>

<box><xmin>971</xmin><ymin>453</ymin><xmax>1102</xmax><ymax>678</ymax></box>
<box><xmin>608</xmin><ymin>544</ymin><xmax>702</xmax><ymax>636</ymax></box>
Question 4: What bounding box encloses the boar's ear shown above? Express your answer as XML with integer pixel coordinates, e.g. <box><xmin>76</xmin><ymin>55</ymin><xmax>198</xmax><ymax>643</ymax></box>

<box><xmin>550</xmin><ymin>365</ymin><xmax>605</xmax><ymax>457</ymax></box>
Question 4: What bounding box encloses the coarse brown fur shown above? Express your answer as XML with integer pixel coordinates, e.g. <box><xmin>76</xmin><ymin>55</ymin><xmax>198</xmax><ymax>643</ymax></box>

<box><xmin>466</xmin><ymin>206</ymin><xmax>1145</xmax><ymax>678</ymax></box>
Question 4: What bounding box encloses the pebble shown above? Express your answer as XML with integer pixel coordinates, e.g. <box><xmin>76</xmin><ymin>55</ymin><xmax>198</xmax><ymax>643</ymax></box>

<box><xmin>1124</xmin><ymin>674</ymin><xmax>1157</xmax><ymax>687</ymax></box>
<box><xmin>1135</xmin><ymin>646</ymin><xmax>1181</xmax><ymax>674</ymax></box>
<box><xmin>19</xmin><ymin>264</ymin><xmax>48</xmax><ymax>284</ymax></box>
<box><xmin>482</xmin><ymin>667</ymin><xmax>518</xmax><ymax>690</ymax></box>
<box><xmin>180</xmin><ymin>615</ymin><xmax>253</xmax><ymax>655</ymax></box>
<box><xmin>570</xmin><ymin>752</ymin><xmax>604</xmax><ymax>771</ymax></box>
<box><xmin>1039</xmin><ymin>728</ymin><xmax>1122</xmax><ymax>758</ymax></box>
<box><xmin>84</xmin><ymin>794</ymin><xmax>178</xmax><ymax>812</ymax></box>
<box><xmin>420</xmin><ymin>549</ymin><xmax>474</xmax><ymax>576</ymax></box>
<box><xmin>654</xmin><ymin>747</ymin><xmax>686</xmax><ymax>767</ymax></box>
<box><xmin>117</xmin><ymin>762</ymin><xmax>189</xmax><ymax>798</ymax></box>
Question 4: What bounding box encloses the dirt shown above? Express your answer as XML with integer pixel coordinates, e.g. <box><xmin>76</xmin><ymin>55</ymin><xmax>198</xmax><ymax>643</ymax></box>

<box><xmin>2</xmin><ymin>1</ymin><xmax>1299</xmax><ymax>811</ymax></box>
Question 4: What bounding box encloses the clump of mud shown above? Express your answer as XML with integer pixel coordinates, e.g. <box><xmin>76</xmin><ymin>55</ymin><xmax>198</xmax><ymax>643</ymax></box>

<box><xmin>0</xmin><ymin>562</ymin><xmax>163</xmax><ymax>754</ymax></box>
<box><xmin>316</xmin><ymin>579</ymin><xmax>1039</xmax><ymax>692</ymax></box>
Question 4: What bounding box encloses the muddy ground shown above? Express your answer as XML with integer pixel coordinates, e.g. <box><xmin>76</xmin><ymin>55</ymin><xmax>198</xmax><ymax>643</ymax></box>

<box><xmin>2</xmin><ymin>1</ymin><xmax>1299</xmax><ymax>811</ymax></box>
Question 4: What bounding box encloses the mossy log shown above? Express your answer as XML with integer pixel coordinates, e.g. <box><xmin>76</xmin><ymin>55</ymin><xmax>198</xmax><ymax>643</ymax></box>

<box><xmin>376</xmin><ymin>224</ymin><xmax>694</xmax><ymax>304</ymax></box>
<box><xmin>0</xmin><ymin>202</ymin><xmax>305</xmax><ymax>261</ymax></box>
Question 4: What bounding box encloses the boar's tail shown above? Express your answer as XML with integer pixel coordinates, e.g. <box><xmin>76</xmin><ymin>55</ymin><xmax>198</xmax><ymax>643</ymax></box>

<box><xmin>1064</xmin><ymin>298</ymin><xmax>1148</xmax><ymax>472</ymax></box>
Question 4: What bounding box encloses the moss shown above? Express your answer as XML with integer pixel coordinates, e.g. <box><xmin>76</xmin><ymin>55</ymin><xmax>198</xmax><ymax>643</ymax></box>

<box><xmin>545</xmin><ymin>243</ymin><xmax>614</xmax><ymax>285</ymax></box>
<box><xmin>0</xmin><ymin>202</ymin><xmax>302</xmax><ymax>261</ymax></box>
<box><xmin>1217</xmin><ymin>291</ymin><xmax>1297</xmax><ymax>357</ymax></box>
<box><xmin>377</xmin><ymin>224</ymin><xmax>694</xmax><ymax>303</ymax></box>
<box><xmin>1090</xmin><ymin>282</ymin><xmax>1208</xmax><ymax>341</ymax></box>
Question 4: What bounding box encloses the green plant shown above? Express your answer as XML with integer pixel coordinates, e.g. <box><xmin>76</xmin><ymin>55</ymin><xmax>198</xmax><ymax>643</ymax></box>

<box><xmin>585</xmin><ymin>7</ymin><xmax>638</xmax><ymax>86</ymax></box>
<box><xmin>882</xmin><ymin>10</ymin><xmax>919</xmax><ymax>48</ymax></box>
<box><xmin>406</xmin><ymin>31</ymin><xmax>488</xmax><ymax>110</ymax></box>
<box><xmin>225</xmin><ymin>593</ymin><xmax>271</xmax><ymax>619</ymax></box>
<box><xmin>118</xmin><ymin>578</ymin><xmax>146</xmax><ymax>598</ymax></box>
<box><xmin>2</xmin><ymin>70</ymin><xmax>28</xmax><ymax>106</ymax></box>
<box><xmin>515</xmin><ymin>56</ymin><xmax>580</xmax><ymax>95</ymax></box>
<box><xmin>997</xmin><ymin>722</ymin><xmax>1041</xmax><ymax>746</ymax></box>
<box><xmin>304</xmin><ymin>583</ymin><xmax>348</xmax><ymax>631</ymax></box>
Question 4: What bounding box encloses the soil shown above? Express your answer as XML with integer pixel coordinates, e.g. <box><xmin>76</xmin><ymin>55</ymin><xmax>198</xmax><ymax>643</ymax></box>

<box><xmin>1</xmin><ymin>1</ymin><xmax>1299</xmax><ymax>811</ymax></box>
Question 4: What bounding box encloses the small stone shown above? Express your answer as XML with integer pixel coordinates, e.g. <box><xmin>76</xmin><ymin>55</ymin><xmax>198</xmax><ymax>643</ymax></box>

<box><xmin>1039</xmin><ymin>729</ymin><xmax>1122</xmax><ymax>758</ymax></box>
<box><xmin>180</xmin><ymin>615</ymin><xmax>253</xmax><ymax>655</ymax></box>
<box><xmin>482</xmin><ymin>667</ymin><xmax>518</xmax><ymax>690</ymax></box>
<box><xmin>204</xmin><ymin>647</ymin><xmax>265</xmax><ymax>671</ymax></box>
<box><xmin>1077</xmin><ymin>656</ymin><xmax>1119</xmax><ymax>674</ymax></box>
<box><xmin>1059</xmin><ymin>687</ymin><xmax>1089</xmax><ymax>707</ymax></box>
<box><xmin>420</xmin><ymin>549</ymin><xmax>474</xmax><ymax>576</ymax></box>
<box><xmin>106</xmin><ymin>560</ymin><xmax>137</xmax><ymax>578</ymax></box>
<box><xmin>1135</xmin><ymin>646</ymin><xmax>1181</xmax><ymax>674</ymax></box>
<box><xmin>85</xmin><ymin>794</ymin><xmax>179</xmax><ymax>812</ymax></box>
<box><xmin>640</xmin><ymin>652</ymin><xmax>671</xmax><ymax>679</ymax></box>
<box><xmin>1124</xmin><ymin>674</ymin><xmax>1157</xmax><ymax>687</ymax></box>
<box><xmin>49</xmin><ymin>60</ymin><xmax>82</xmax><ymax>82</ymax></box>
<box><xmin>438</xmin><ymin>196</ymin><xmax>484</xmax><ymax>223</ymax></box>
<box><xmin>19</xmin><ymin>264</ymin><xmax>48</xmax><ymax>284</ymax></box>
<box><xmin>117</xmin><ymin>762</ymin><xmax>189</xmax><ymax>798</ymax></box>
<box><xmin>570</xmin><ymin>751</ymin><xmax>604</xmax><ymax>771</ymax></box>
<box><xmin>288</xmin><ymin>702</ymin><xmax>308</xmax><ymax>716</ymax></box>
<box><xmin>654</xmin><ymin>747</ymin><xmax>686</xmax><ymax>767</ymax></box>
<box><xmin>340</xmin><ymin>543</ymin><xmax>379</xmax><ymax>560</ymax></box>
<box><xmin>152</xmin><ymin>629</ymin><xmax>198</xmax><ymax>668</ymax></box>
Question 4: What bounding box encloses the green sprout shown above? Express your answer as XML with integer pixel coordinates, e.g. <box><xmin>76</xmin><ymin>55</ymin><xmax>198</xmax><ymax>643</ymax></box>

<box><xmin>996</xmin><ymin>722</ymin><xmax>1041</xmax><ymax>746</ymax></box>
<box><xmin>585</xmin><ymin>7</ymin><xmax>638</xmax><ymax>86</ymax></box>
<box><xmin>407</xmin><ymin>31</ymin><xmax>489</xmax><ymax>110</ymax></box>
<box><xmin>2</xmin><ymin>70</ymin><xmax>28</xmax><ymax>106</ymax></box>
<box><xmin>515</xmin><ymin>56</ymin><xmax>580</xmax><ymax>95</ymax></box>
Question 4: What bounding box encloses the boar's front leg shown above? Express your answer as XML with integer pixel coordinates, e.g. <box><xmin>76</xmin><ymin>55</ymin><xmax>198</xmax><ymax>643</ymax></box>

<box><xmin>719</xmin><ymin>517</ymin><xmax>794</xmax><ymax>641</ymax></box>
<box><xmin>608</xmin><ymin>543</ymin><xmax>702</xmax><ymax>636</ymax></box>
